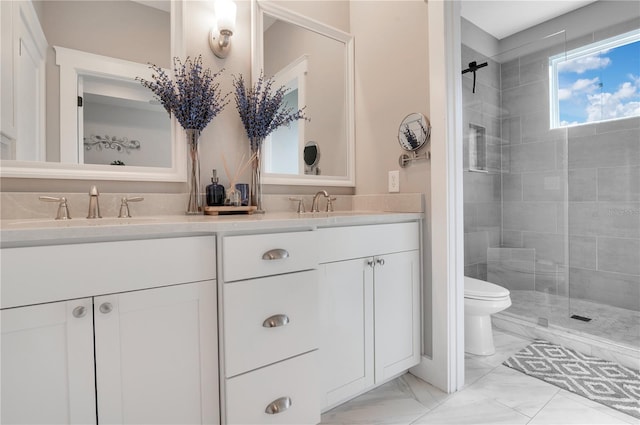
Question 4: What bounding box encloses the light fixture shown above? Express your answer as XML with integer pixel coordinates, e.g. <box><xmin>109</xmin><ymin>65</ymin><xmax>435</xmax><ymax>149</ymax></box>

<box><xmin>209</xmin><ymin>0</ymin><xmax>237</xmax><ymax>59</ymax></box>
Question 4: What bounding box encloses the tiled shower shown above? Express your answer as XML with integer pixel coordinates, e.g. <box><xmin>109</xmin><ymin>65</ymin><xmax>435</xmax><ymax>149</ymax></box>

<box><xmin>462</xmin><ymin>20</ymin><xmax>639</xmax><ymax>353</ymax></box>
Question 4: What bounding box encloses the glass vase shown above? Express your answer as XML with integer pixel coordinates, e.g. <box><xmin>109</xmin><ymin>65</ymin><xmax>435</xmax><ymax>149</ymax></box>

<box><xmin>250</xmin><ymin>143</ymin><xmax>265</xmax><ymax>213</ymax></box>
<box><xmin>185</xmin><ymin>129</ymin><xmax>202</xmax><ymax>215</ymax></box>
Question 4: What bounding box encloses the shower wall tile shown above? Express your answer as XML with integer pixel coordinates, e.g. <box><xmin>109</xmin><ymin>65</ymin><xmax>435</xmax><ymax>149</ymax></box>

<box><xmin>464</xmin><ymin>203</ymin><xmax>477</xmax><ymax>232</ymax></box>
<box><xmin>488</xmin><ymin>260</ymin><xmax>535</xmax><ymax>291</ymax></box>
<box><xmin>463</xmin><ymin>172</ymin><xmax>501</xmax><ymax>203</ymax></box>
<box><xmin>501</xmin><ymin>116</ymin><xmax>521</xmax><ymax>145</ymax></box>
<box><xmin>569</xmin><ymin>267</ymin><xmax>640</xmax><ymax>311</ymax></box>
<box><xmin>568</xmin><ymin>129</ymin><xmax>640</xmax><ymax>169</ymax></box>
<box><xmin>500</xmin><ymin>58</ymin><xmax>520</xmax><ymax>90</ymax></box>
<box><xmin>569</xmin><ymin>236</ymin><xmax>597</xmax><ymax>270</ymax></box>
<box><xmin>597</xmin><ymin>237</ymin><xmax>640</xmax><ymax>276</ymax></box>
<box><xmin>568</xmin><ymin>168</ymin><xmax>597</xmax><ymax>201</ymax></box>
<box><xmin>567</xmin><ymin>124</ymin><xmax>595</xmax><ymax>138</ymax></box>
<box><xmin>519</xmin><ymin>51</ymin><xmax>548</xmax><ymax>85</ymax></box>
<box><xmin>522</xmin><ymin>232</ymin><xmax>565</xmax><ymax>265</ymax></box>
<box><xmin>534</xmin><ymin>262</ymin><xmax>560</xmax><ymax>295</ymax></box>
<box><xmin>521</xmin><ymin>110</ymin><xmax>564</xmax><ymax>144</ymax></box>
<box><xmin>465</xmin><ymin>231</ymin><xmax>489</xmax><ymax>266</ymax></box>
<box><xmin>509</xmin><ymin>141</ymin><xmax>558</xmax><ymax>173</ymax></box>
<box><xmin>596</xmin><ymin>116</ymin><xmax>640</xmax><ymax>134</ymax></box>
<box><xmin>476</xmin><ymin>202</ymin><xmax>502</xmax><ymax>227</ymax></box>
<box><xmin>569</xmin><ymin>201</ymin><xmax>640</xmax><ymax>238</ymax></box>
<box><xmin>502</xmin><ymin>80</ymin><xmax>548</xmax><ymax>116</ymax></box>
<box><xmin>502</xmin><ymin>173</ymin><xmax>522</xmax><ymax>201</ymax></box>
<box><xmin>502</xmin><ymin>230</ymin><xmax>523</xmax><ymax>248</ymax></box>
<box><xmin>597</xmin><ymin>166</ymin><xmax>640</xmax><ymax>202</ymax></box>
<box><xmin>522</xmin><ymin>171</ymin><xmax>565</xmax><ymax>202</ymax></box>
<box><xmin>503</xmin><ymin>202</ymin><xmax>558</xmax><ymax>233</ymax></box>
<box><xmin>594</xmin><ymin>17</ymin><xmax>640</xmax><ymax>43</ymax></box>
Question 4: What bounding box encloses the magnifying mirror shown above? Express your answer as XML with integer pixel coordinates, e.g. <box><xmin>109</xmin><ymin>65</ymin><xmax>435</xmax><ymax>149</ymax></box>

<box><xmin>398</xmin><ymin>112</ymin><xmax>431</xmax><ymax>167</ymax></box>
<box><xmin>304</xmin><ymin>141</ymin><xmax>320</xmax><ymax>175</ymax></box>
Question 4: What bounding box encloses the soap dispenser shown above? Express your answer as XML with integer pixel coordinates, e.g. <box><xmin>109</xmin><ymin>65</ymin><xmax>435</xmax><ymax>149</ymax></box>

<box><xmin>206</xmin><ymin>169</ymin><xmax>225</xmax><ymax>206</ymax></box>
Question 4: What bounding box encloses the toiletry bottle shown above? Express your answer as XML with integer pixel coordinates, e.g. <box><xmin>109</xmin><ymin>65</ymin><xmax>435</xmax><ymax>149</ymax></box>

<box><xmin>206</xmin><ymin>169</ymin><xmax>225</xmax><ymax>206</ymax></box>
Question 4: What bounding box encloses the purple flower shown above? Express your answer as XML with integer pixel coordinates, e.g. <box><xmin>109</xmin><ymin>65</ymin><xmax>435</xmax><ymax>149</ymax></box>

<box><xmin>233</xmin><ymin>72</ymin><xmax>309</xmax><ymax>152</ymax></box>
<box><xmin>138</xmin><ymin>56</ymin><xmax>229</xmax><ymax>133</ymax></box>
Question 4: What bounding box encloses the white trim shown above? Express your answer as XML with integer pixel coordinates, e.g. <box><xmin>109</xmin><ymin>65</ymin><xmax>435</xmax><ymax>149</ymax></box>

<box><xmin>410</xmin><ymin>0</ymin><xmax>464</xmax><ymax>393</ymax></box>
<box><xmin>252</xmin><ymin>0</ymin><xmax>356</xmax><ymax>187</ymax></box>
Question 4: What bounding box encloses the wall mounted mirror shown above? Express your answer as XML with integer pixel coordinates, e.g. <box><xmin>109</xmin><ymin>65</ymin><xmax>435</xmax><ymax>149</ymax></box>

<box><xmin>252</xmin><ymin>0</ymin><xmax>355</xmax><ymax>187</ymax></box>
<box><xmin>398</xmin><ymin>112</ymin><xmax>431</xmax><ymax>168</ymax></box>
<box><xmin>0</xmin><ymin>0</ymin><xmax>186</xmax><ymax>181</ymax></box>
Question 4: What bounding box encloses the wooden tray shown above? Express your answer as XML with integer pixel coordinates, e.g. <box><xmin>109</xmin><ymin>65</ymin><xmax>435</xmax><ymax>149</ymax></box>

<box><xmin>204</xmin><ymin>205</ymin><xmax>258</xmax><ymax>215</ymax></box>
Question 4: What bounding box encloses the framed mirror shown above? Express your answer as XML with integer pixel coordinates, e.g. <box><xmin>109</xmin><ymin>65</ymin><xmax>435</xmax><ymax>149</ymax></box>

<box><xmin>0</xmin><ymin>0</ymin><xmax>186</xmax><ymax>181</ymax></box>
<box><xmin>252</xmin><ymin>0</ymin><xmax>355</xmax><ymax>187</ymax></box>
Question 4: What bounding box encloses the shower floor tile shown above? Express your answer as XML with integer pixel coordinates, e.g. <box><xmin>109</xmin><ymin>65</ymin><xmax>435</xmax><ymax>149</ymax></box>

<box><xmin>504</xmin><ymin>289</ymin><xmax>640</xmax><ymax>349</ymax></box>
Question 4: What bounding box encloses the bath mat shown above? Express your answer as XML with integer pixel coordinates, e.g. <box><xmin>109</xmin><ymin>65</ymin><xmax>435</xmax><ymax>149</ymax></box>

<box><xmin>503</xmin><ymin>340</ymin><xmax>640</xmax><ymax>419</ymax></box>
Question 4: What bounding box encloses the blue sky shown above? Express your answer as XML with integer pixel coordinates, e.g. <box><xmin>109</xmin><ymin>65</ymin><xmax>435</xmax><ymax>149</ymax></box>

<box><xmin>557</xmin><ymin>40</ymin><xmax>640</xmax><ymax>126</ymax></box>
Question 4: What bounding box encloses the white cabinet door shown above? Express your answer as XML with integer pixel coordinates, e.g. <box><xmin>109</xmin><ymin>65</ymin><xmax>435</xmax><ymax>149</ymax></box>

<box><xmin>319</xmin><ymin>258</ymin><xmax>374</xmax><ymax>410</ymax></box>
<box><xmin>1</xmin><ymin>298</ymin><xmax>96</xmax><ymax>424</ymax></box>
<box><xmin>374</xmin><ymin>250</ymin><xmax>421</xmax><ymax>382</ymax></box>
<box><xmin>94</xmin><ymin>281</ymin><xmax>218</xmax><ymax>424</ymax></box>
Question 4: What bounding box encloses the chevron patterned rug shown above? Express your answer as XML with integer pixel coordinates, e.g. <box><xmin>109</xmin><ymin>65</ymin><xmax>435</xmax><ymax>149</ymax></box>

<box><xmin>503</xmin><ymin>340</ymin><xmax>640</xmax><ymax>419</ymax></box>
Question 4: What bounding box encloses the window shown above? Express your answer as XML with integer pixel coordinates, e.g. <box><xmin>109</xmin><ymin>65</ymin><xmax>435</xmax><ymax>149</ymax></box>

<box><xmin>549</xmin><ymin>29</ymin><xmax>640</xmax><ymax>128</ymax></box>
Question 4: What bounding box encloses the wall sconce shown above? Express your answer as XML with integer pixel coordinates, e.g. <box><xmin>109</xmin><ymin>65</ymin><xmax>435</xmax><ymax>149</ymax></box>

<box><xmin>209</xmin><ymin>0</ymin><xmax>237</xmax><ymax>59</ymax></box>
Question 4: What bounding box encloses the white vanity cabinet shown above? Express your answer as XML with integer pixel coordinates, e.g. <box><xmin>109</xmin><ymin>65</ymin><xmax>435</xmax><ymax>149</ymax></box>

<box><xmin>1</xmin><ymin>236</ymin><xmax>218</xmax><ymax>424</ymax></box>
<box><xmin>220</xmin><ymin>230</ymin><xmax>320</xmax><ymax>425</ymax></box>
<box><xmin>317</xmin><ymin>222</ymin><xmax>421</xmax><ymax>410</ymax></box>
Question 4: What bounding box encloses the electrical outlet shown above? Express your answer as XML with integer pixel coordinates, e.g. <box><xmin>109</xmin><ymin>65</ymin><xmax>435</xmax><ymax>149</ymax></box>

<box><xmin>388</xmin><ymin>170</ymin><xmax>400</xmax><ymax>193</ymax></box>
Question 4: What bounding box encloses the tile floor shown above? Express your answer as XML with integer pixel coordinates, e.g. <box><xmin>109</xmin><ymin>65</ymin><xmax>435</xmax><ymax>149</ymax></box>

<box><xmin>320</xmin><ymin>330</ymin><xmax>638</xmax><ymax>424</ymax></box>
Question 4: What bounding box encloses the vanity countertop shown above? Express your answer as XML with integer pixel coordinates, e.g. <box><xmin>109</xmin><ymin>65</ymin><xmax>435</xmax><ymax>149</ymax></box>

<box><xmin>0</xmin><ymin>211</ymin><xmax>424</xmax><ymax>248</ymax></box>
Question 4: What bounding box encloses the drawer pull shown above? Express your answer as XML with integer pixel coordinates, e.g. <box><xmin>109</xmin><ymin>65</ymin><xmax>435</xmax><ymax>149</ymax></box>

<box><xmin>262</xmin><ymin>248</ymin><xmax>290</xmax><ymax>261</ymax></box>
<box><xmin>262</xmin><ymin>314</ymin><xmax>290</xmax><ymax>328</ymax></box>
<box><xmin>265</xmin><ymin>396</ymin><xmax>292</xmax><ymax>414</ymax></box>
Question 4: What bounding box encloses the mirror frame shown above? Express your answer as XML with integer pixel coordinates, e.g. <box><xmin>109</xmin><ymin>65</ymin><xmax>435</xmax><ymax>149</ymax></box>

<box><xmin>0</xmin><ymin>0</ymin><xmax>186</xmax><ymax>182</ymax></box>
<box><xmin>251</xmin><ymin>0</ymin><xmax>355</xmax><ymax>187</ymax></box>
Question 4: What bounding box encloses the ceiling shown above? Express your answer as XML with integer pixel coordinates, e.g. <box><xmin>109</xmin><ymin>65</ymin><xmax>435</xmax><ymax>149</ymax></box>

<box><xmin>460</xmin><ymin>0</ymin><xmax>598</xmax><ymax>40</ymax></box>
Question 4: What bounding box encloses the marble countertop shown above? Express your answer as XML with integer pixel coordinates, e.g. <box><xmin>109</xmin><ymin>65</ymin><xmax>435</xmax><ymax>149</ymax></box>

<box><xmin>0</xmin><ymin>211</ymin><xmax>424</xmax><ymax>248</ymax></box>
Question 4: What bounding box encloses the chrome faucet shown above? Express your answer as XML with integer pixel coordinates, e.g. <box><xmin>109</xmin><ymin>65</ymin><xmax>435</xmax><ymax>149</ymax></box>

<box><xmin>118</xmin><ymin>196</ymin><xmax>144</xmax><ymax>218</ymax></box>
<box><xmin>87</xmin><ymin>185</ymin><xmax>102</xmax><ymax>219</ymax></box>
<box><xmin>39</xmin><ymin>196</ymin><xmax>71</xmax><ymax>220</ymax></box>
<box><xmin>311</xmin><ymin>190</ymin><xmax>329</xmax><ymax>212</ymax></box>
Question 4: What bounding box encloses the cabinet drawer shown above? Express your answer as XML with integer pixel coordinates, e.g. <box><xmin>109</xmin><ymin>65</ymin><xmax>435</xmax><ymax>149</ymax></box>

<box><xmin>317</xmin><ymin>222</ymin><xmax>419</xmax><ymax>263</ymax></box>
<box><xmin>225</xmin><ymin>351</ymin><xmax>320</xmax><ymax>425</ymax></box>
<box><xmin>222</xmin><ymin>231</ymin><xmax>317</xmax><ymax>282</ymax></box>
<box><xmin>1</xmin><ymin>236</ymin><xmax>216</xmax><ymax>309</ymax></box>
<box><xmin>223</xmin><ymin>271</ymin><xmax>318</xmax><ymax>377</ymax></box>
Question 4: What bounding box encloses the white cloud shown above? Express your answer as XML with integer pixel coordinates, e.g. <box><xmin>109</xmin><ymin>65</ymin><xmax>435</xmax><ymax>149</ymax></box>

<box><xmin>585</xmin><ymin>76</ymin><xmax>640</xmax><ymax>122</ymax></box>
<box><xmin>558</xmin><ymin>54</ymin><xmax>611</xmax><ymax>74</ymax></box>
<box><xmin>558</xmin><ymin>77</ymin><xmax>600</xmax><ymax>101</ymax></box>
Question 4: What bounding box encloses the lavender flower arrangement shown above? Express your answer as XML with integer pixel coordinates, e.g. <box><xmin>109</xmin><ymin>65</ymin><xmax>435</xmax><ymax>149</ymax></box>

<box><xmin>233</xmin><ymin>73</ymin><xmax>309</xmax><ymax>152</ymax></box>
<box><xmin>138</xmin><ymin>56</ymin><xmax>229</xmax><ymax>133</ymax></box>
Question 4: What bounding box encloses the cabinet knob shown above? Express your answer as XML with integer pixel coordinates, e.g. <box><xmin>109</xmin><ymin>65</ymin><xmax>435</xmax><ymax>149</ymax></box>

<box><xmin>262</xmin><ymin>314</ymin><xmax>290</xmax><ymax>328</ymax></box>
<box><xmin>72</xmin><ymin>305</ymin><xmax>87</xmax><ymax>318</ymax></box>
<box><xmin>99</xmin><ymin>302</ymin><xmax>113</xmax><ymax>314</ymax></box>
<box><xmin>265</xmin><ymin>396</ymin><xmax>292</xmax><ymax>414</ymax></box>
<box><xmin>262</xmin><ymin>248</ymin><xmax>290</xmax><ymax>261</ymax></box>
<box><xmin>375</xmin><ymin>258</ymin><xmax>385</xmax><ymax>266</ymax></box>
<box><xmin>366</xmin><ymin>259</ymin><xmax>375</xmax><ymax>267</ymax></box>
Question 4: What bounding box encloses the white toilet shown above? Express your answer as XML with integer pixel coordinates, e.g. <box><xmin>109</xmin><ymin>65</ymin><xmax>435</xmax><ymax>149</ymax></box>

<box><xmin>464</xmin><ymin>276</ymin><xmax>511</xmax><ymax>355</ymax></box>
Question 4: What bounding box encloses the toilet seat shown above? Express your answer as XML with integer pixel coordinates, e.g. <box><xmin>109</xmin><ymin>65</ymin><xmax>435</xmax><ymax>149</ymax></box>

<box><xmin>464</xmin><ymin>277</ymin><xmax>510</xmax><ymax>301</ymax></box>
